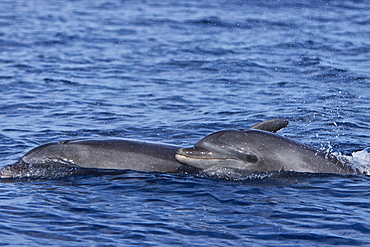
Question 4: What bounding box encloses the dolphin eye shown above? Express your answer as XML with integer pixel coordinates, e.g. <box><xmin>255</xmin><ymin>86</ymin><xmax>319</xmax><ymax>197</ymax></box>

<box><xmin>244</xmin><ymin>154</ymin><xmax>258</xmax><ymax>163</ymax></box>
<box><xmin>232</xmin><ymin>148</ymin><xmax>258</xmax><ymax>163</ymax></box>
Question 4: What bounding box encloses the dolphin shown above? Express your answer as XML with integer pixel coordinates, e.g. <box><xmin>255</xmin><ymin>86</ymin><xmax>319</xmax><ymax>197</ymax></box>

<box><xmin>0</xmin><ymin>139</ymin><xmax>197</xmax><ymax>178</ymax></box>
<box><xmin>176</xmin><ymin>119</ymin><xmax>358</xmax><ymax>175</ymax></box>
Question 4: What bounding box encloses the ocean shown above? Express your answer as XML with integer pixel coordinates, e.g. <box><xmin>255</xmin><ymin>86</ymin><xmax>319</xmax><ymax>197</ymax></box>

<box><xmin>0</xmin><ymin>0</ymin><xmax>370</xmax><ymax>246</ymax></box>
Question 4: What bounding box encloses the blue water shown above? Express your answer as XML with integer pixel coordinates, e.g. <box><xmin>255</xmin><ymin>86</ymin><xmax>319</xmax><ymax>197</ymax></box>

<box><xmin>1</xmin><ymin>0</ymin><xmax>370</xmax><ymax>245</ymax></box>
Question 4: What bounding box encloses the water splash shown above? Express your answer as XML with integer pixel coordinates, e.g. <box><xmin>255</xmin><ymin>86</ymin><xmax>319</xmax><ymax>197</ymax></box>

<box><xmin>350</xmin><ymin>147</ymin><xmax>370</xmax><ymax>175</ymax></box>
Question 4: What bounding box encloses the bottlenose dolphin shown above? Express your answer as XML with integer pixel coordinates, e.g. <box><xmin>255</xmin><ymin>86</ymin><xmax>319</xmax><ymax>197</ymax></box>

<box><xmin>0</xmin><ymin>139</ymin><xmax>196</xmax><ymax>178</ymax></box>
<box><xmin>0</xmin><ymin>119</ymin><xmax>359</xmax><ymax>179</ymax></box>
<box><xmin>176</xmin><ymin>119</ymin><xmax>358</xmax><ymax>175</ymax></box>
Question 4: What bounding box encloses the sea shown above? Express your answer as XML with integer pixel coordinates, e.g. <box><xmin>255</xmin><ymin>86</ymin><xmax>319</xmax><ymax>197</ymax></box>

<box><xmin>1</xmin><ymin>0</ymin><xmax>370</xmax><ymax>246</ymax></box>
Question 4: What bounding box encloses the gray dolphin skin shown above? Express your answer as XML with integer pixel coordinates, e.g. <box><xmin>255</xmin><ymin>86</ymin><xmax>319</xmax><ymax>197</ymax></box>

<box><xmin>176</xmin><ymin>119</ymin><xmax>358</xmax><ymax>175</ymax></box>
<box><xmin>0</xmin><ymin>139</ymin><xmax>196</xmax><ymax>178</ymax></box>
<box><xmin>0</xmin><ymin>119</ymin><xmax>359</xmax><ymax>179</ymax></box>
<box><xmin>20</xmin><ymin>139</ymin><xmax>184</xmax><ymax>172</ymax></box>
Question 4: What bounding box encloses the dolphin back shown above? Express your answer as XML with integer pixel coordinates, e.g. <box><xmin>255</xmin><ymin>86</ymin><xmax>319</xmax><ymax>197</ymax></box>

<box><xmin>1</xmin><ymin>139</ymin><xmax>198</xmax><ymax>178</ymax></box>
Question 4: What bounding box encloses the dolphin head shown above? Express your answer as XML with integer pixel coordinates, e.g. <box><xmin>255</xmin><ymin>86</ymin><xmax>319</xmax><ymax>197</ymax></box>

<box><xmin>175</xmin><ymin>119</ymin><xmax>290</xmax><ymax>172</ymax></box>
<box><xmin>176</xmin><ymin>130</ymin><xmax>263</xmax><ymax>171</ymax></box>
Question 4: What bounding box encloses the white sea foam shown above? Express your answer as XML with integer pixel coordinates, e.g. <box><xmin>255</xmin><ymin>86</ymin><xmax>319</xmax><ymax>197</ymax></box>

<box><xmin>342</xmin><ymin>148</ymin><xmax>370</xmax><ymax>175</ymax></box>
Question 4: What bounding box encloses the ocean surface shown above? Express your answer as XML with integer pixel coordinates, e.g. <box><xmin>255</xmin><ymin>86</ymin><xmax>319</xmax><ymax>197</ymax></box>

<box><xmin>1</xmin><ymin>0</ymin><xmax>370</xmax><ymax>246</ymax></box>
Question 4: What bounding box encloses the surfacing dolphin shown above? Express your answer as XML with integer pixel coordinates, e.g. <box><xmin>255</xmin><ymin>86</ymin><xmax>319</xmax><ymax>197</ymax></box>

<box><xmin>176</xmin><ymin>119</ymin><xmax>358</xmax><ymax>176</ymax></box>
<box><xmin>0</xmin><ymin>139</ymin><xmax>197</xmax><ymax>178</ymax></box>
<box><xmin>0</xmin><ymin>119</ymin><xmax>359</xmax><ymax>179</ymax></box>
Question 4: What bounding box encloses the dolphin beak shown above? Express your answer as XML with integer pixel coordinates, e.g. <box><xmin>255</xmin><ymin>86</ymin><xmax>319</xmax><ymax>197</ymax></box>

<box><xmin>176</xmin><ymin>147</ymin><xmax>215</xmax><ymax>159</ymax></box>
<box><xmin>176</xmin><ymin>147</ymin><xmax>233</xmax><ymax>160</ymax></box>
<box><xmin>175</xmin><ymin>147</ymin><xmax>243</xmax><ymax>170</ymax></box>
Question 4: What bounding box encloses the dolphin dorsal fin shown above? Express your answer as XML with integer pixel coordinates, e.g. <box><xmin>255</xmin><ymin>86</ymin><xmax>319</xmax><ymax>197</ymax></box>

<box><xmin>250</xmin><ymin>119</ymin><xmax>289</xmax><ymax>133</ymax></box>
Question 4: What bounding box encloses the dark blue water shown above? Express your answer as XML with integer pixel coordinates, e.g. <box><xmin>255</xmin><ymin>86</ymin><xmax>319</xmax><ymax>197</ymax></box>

<box><xmin>1</xmin><ymin>0</ymin><xmax>370</xmax><ymax>245</ymax></box>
